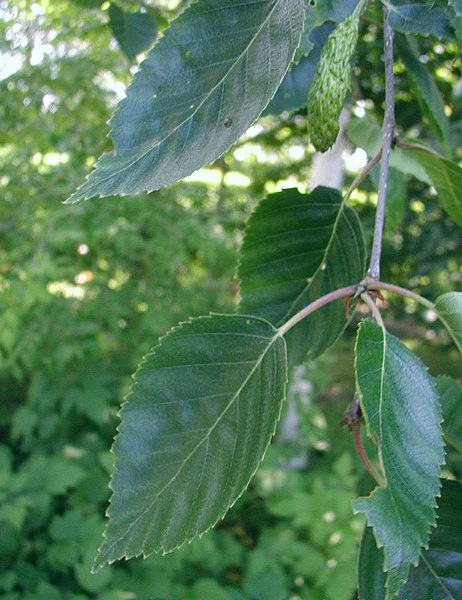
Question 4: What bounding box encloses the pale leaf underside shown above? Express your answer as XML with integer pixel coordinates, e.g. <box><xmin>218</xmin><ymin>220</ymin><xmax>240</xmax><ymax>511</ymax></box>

<box><xmin>94</xmin><ymin>314</ymin><xmax>287</xmax><ymax>570</ymax></box>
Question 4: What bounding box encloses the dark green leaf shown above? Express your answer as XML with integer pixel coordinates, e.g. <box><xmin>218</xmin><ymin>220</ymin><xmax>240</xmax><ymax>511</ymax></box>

<box><xmin>436</xmin><ymin>376</ymin><xmax>462</xmax><ymax>454</ymax></box>
<box><xmin>94</xmin><ymin>314</ymin><xmax>287</xmax><ymax>570</ymax></box>
<box><xmin>265</xmin><ymin>23</ymin><xmax>333</xmax><ymax>115</ymax></box>
<box><xmin>396</xmin><ymin>35</ymin><xmax>450</xmax><ymax>148</ymax></box>
<box><xmin>108</xmin><ymin>3</ymin><xmax>157</xmax><ymax>62</ymax></box>
<box><xmin>435</xmin><ymin>292</ymin><xmax>462</xmax><ymax>354</ymax></box>
<box><xmin>358</xmin><ymin>479</ymin><xmax>462</xmax><ymax>600</ymax></box>
<box><xmin>238</xmin><ymin>187</ymin><xmax>366</xmax><ymax>366</ymax></box>
<box><xmin>354</xmin><ymin>320</ymin><xmax>444</xmax><ymax>599</ymax></box>
<box><xmin>66</xmin><ymin>0</ymin><xmax>305</xmax><ymax>202</ymax></box>
<box><xmin>303</xmin><ymin>0</ymin><xmax>360</xmax><ymax>24</ymax></box>
<box><xmin>297</xmin><ymin>0</ymin><xmax>360</xmax><ymax>60</ymax></box>
<box><xmin>386</xmin><ymin>0</ymin><xmax>452</xmax><ymax>38</ymax></box>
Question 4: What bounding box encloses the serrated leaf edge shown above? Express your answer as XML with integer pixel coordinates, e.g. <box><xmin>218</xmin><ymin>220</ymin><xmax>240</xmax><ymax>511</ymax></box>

<box><xmin>66</xmin><ymin>0</ymin><xmax>304</xmax><ymax>203</ymax></box>
<box><xmin>353</xmin><ymin>320</ymin><xmax>445</xmax><ymax>599</ymax></box>
<box><xmin>93</xmin><ymin>312</ymin><xmax>287</xmax><ymax>571</ymax></box>
<box><xmin>236</xmin><ymin>186</ymin><xmax>364</xmax><ymax>327</ymax></box>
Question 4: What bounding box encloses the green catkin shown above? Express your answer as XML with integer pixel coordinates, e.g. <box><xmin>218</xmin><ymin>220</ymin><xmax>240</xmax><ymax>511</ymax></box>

<box><xmin>307</xmin><ymin>15</ymin><xmax>360</xmax><ymax>152</ymax></box>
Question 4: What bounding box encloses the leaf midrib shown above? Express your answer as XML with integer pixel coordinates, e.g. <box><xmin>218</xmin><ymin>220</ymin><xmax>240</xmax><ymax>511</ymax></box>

<box><xmin>104</xmin><ymin>328</ymin><xmax>282</xmax><ymax>556</ymax></box>
<box><xmin>88</xmin><ymin>0</ymin><xmax>288</xmax><ymax>190</ymax></box>
<box><xmin>278</xmin><ymin>199</ymin><xmax>347</xmax><ymax>325</ymax></box>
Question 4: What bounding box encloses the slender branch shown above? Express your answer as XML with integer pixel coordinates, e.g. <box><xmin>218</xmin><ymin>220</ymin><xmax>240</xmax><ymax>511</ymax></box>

<box><xmin>366</xmin><ymin>280</ymin><xmax>435</xmax><ymax>309</ymax></box>
<box><xmin>278</xmin><ymin>285</ymin><xmax>357</xmax><ymax>336</ymax></box>
<box><xmin>367</xmin><ymin>7</ymin><xmax>395</xmax><ymax>279</ymax></box>
<box><xmin>344</xmin><ymin>147</ymin><xmax>382</xmax><ymax>202</ymax></box>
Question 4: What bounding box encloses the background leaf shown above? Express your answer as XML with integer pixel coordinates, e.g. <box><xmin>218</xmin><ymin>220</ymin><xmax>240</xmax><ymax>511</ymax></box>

<box><xmin>435</xmin><ymin>292</ymin><xmax>462</xmax><ymax>354</ymax></box>
<box><xmin>436</xmin><ymin>376</ymin><xmax>462</xmax><ymax>453</ymax></box>
<box><xmin>297</xmin><ymin>0</ymin><xmax>360</xmax><ymax>60</ymax></box>
<box><xmin>94</xmin><ymin>314</ymin><xmax>287</xmax><ymax>569</ymax></box>
<box><xmin>395</xmin><ymin>35</ymin><xmax>450</xmax><ymax>149</ymax></box>
<box><xmin>66</xmin><ymin>0</ymin><xmax>305</xmax><ymax>202</ymax></box>
<box><xmin>238</xmin><ymin>187</ymin><xmax>366</xmax><ymax>366</ymax></box>
<box><xmin>265</xmin><ymin>23</ymin><xmax>333</xmax><ymax>115</ymax></box>
<box><xmin>354</xmin><ymin>320</ymin><xmax>444</xmax><ymax>599</ymax></box>
<box><xmin>413</xmin><ymin>152</ymin><xmax>462</xmax><ymax>228</ymax></box>
<box><xmin>346</xmin><ymin>116</ymin><xmax>431</xmax><ymax>183</ymax></box>
<box><xmin>385</xmin><ymin>0</ymin><xmax>452</xmax><ymax>38</ymax></box>
<box><xmin>358</xmin><ymin>479</ymin><xmax>462</xmax><ymax>600</ymax></box>
<box><xmin>450</xmin><ymin>0</ymin><xmax>462</xmax><ymax>16</ymax></box>
<box><xmin>108</xmin><ymin>3</ymin><xmax>157</xmax><ymax>62</ymax></box>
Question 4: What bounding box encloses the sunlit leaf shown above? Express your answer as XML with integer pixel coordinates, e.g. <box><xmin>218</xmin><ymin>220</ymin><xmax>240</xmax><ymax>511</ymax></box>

<box><xmin>435</xmin><ymin>292</ymin><xmax>462</xmax><ymax>354</ymax></box>
<box><xmin>66</xmin><ymin>0</ymin><xmax>305</xmax><ymax>202</ymax></box>
<box><xmin>94</xmin><ymin>314</ymin><xmax>287</xmax><ymax>570</ymax></box>
<box><xmin>354</xmin><ymin>320</ymin><xmax>444</xmax><ymax>599</ymax></box>
<box><xmin>358</xmin><ymin>479</ymin><xmax>462</xmax><ymax>600</ymax></box>
<box><xmin>238</xmin><ymin>187</ymin><xmax>366</xmax><ymax>365</ymax></box>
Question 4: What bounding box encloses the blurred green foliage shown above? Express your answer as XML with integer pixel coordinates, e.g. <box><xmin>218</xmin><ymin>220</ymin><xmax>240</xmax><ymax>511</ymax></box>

<box><xmin>0</xmin><ymin>1</ymin><xmax>461</xmax><ymax>598</ymax></box>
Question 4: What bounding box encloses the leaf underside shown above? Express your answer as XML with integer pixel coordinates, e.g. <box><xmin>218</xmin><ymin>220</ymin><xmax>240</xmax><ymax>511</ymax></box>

<box><xmin>358</xmin><ymin>479</ymin><xmax>462</xmax><ymax>600</ymax></box>
<box><xmin>94</xmin><ymin>314</ymin><xmax>287</xmax><ymax>570</ymax></box>
<box><xmin>354</xmin><ymin>321</ymin><xmax>444</xmax><ymax>599</ymax></box>
<box><xmin>238</xmin><ymin>186</ymin><xmax>366</xmax><ymax>366</ymax></box>
<box><xmin>435</xmin><ymin>292</ymin><xmax>462</xmax><ymax>354</ymax></box>
<box><xmin>66</xmin><ymin>0</ymin><xmax>305</xmax><ymax>202</ymax></box>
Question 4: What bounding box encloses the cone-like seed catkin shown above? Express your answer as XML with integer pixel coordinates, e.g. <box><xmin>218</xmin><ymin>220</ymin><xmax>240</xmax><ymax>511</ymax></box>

<box><xmin>307</xmin><ymin>15</ymin><xmax>360</xmax><ymax>152</ymax></box>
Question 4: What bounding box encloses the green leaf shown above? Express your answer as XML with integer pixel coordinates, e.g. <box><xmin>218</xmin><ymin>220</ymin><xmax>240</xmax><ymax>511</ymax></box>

<box><xmin>108</xmin><ymin>3</ymin><xmax>157</xmax><ymax>62</ymax></box>
<box><xmin>450</xmin><ymin>0</ymin><xmax>462</xmax><ymax>16</ymax></box>
<box><xmin>395</xmin><ymin>35</ymin><xmax>450</xmax><ymax>148</ymax></box>
<box><xmin>369</xmin><ymin>165</ymin><xmax>407</xmax><ymax>233</ymax></box>
<box><xmin>353</xmin><ymin>320</ymin><xmax>444</xmax><ymax>599</ymax></box>
<box><xmin>436</xmin><ymin>376</ymin><xmax>462</xmax><ymax>454</ymax></box>
<box><xmin>94</xmin><ymin>314</ymin><xmax>287</xmax><ymax>570</ymax></box>
<box><xmin>238</xmin><ymin>187</ymin><xmax>366</xmax><ymax>366</ymax></box>
<box><xmin>265</xmin><ymin>23</ymin><xmax>333</xmax><ymax>115</ymax></box>
<box><xmin>303</xmin><ymin>0</ymin><xmax>360</xmax><ymax>24</ymax></box>
<box><xmin>385</xmin><ymin>0</ymin><xmax>452</xmax><ymax>38</ymax></box>
<box><xmin>435</xmin><ymin>292</ymin><xmax>462</xmax><ymax>354</ymax></box>
<box><xmin>297</xmin><ymin>0</ymin><xmax>360</xmax><ymax>60</ymax></box>
<box><xmin>358</xmin><ymin>479</ymin><xmax>462</xmax><ymax>600</ymax></box>
<box><xmin>66</xmin><ymin>0</ymin><xmax>305</xmax><ymax>202</ymax></box>
<box><xmin>416</xmin><ymin>153</ymin><xmax>462</xmax><ymax>227</ymax></box>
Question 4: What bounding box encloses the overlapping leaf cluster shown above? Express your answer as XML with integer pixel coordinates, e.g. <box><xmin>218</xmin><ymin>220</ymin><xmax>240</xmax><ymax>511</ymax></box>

<box><xmin>60</xmin><ymin>1</ymin><xmax>462</xmax><ymax>598</ymax></box>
